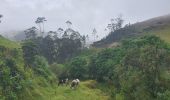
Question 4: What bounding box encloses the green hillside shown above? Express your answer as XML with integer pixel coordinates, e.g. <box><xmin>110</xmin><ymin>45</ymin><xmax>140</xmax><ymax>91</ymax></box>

<box><xmin>145</xmin><ymin>25</ymin><xmax>170</xmax><ymax>43</ymax></box>
<box><xmin>26</xmin><ymin>80</ymin><xmax>110</xmax><ymax>100</ymax></box>
<box><xmin>1</xmin><ymin>14</ymin><xmax>170</xmax><ymax>100</ymax></box>
<box><xmin>93</xmin><ymin>14</ymin><xmax>170</xmax><ymax>47</ymax></box>
<box><xmin>0</xmin><ymin>35</ymin><xmax>112</xmax><ymax>100</ymax></box>
<box><xmin>0</xmin><ymin>35</ymin><xmax>20</xmax><ymax>48</ymax></box>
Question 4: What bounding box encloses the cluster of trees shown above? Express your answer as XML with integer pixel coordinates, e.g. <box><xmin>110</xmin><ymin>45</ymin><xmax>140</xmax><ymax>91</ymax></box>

<box><xmin>22</xmin><ymin>20</ymin><xmax>87</xmax><ymax>64</ymax></box>
<box><xmin>93</xmin><ymin>15</ymin><xmax>134</xmax><ymax>47</ymax></box>
<box><xmin>65</xmin><ymin>35</ymin><xmax>170</xmax><ymax>99</ymax></box>
<box><xmin>0</xmin><ymin>15</ymin><xmax>56</xmax><ymax>99</ymax></box>
<box><xmin>35</xmin><ymin>17</ymin><xmax>47</xmax><ymax>36</ymax></box>
<box><xmin>93</xmin><ymin>23</ymin><xmax>137</xmax><ymax>47</ymax></box>
<box><xmin>0</xmin><ymin>41</ymin><xmax>55</xmax><ymax>100</ymax></box>
<box><xmin>0</xmin><ymin>16</ymin><xmax>88</xmax><ymax>99</ymax></box>
<box><xmin>0</xmin><ymin>43</ymin><xmax>57</xmax><ymax>100</ymax></box>
<box><xmin>2</xmin><ymin>14</ymin><xmax>170</xmax><ymax>100</ymax></box>
<box><xmin>106</xmin><ymin>15</ymin><xmax>124</xmax><ymax>33</ymax></box>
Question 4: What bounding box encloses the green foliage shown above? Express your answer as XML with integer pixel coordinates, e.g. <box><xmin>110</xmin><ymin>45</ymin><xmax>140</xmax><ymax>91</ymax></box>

<box><xmin>69</xmin><ymin>35</ymin><xmax>170</xmax><ymax>100</ymax></box>
<box><xmin>22</xmin><ymin>40</ymin><xmax>39</xmax><ymax>67</ymax></box>
<box><xmin>57</xmin><ymin>38</ymin><xmax>82</xmax><ymax>63</ymax></box>
<box><xmin>0</xmin><ymin>35</ymin><xmax>20</xmax><ymax>49</ymax></box>
<box><xmin>22</xmin><ymin>32</ymin><xmax>83</xmax><ymax>64</ymax></box>
<box><xmin>144</xmin><ymin>25</ymin><xmax>170</xmax><ymax>43</ymax></box>
<box><xmin>68</xmin><ymin>57</ymin><xmax>87</xmax><ymax>79</ymax></box>
<box><xmin>32</xmin><ymin>56</ymin><xmax>53</xmax><ymax>80</ymax></box>
<box><xmin>24</xmin><ymin>27</ymin><xmax>38</xmax><ymax>40</ymax></box>
<box><xmin>0</xmin><ymin>36</ymin><xmax>55</xmax><ymax>99</ymax></box>
<box><xmin>0</xmin><ymin>46</ymin><xmax>26</xmax><ymax>100</ymax></box>
<box><xmin>21</xmin><ymin>80</ymin><xmax>110</xmax><ymax>100</ymax></box>
<box><xmin>157</xmin><ymin>90</ymin><xmax>170</xmax><ymax>100</ymax></box>
<box><xmin>2</xmin><ymin>30</ymin><xmax>170</xmax><ymax>100</ymax></box>
<box><xmin>49</xmin><ymin>63</ymin><xmax>67</xmax><ymax>79</ymax></box>
<box><xmin>88</xmin><ymin>48</ymin><xmax>124</xmax><ymax>81</ymax></box>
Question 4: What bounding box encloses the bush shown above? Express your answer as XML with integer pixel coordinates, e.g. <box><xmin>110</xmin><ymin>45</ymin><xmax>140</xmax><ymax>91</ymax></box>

<box><xmin>69</xmin><ymin>57</ymin><xmax>87</xmax><ymax>79</ymax></box>
<box><xmin>32</xmin><ymin>55</ymin><xmax>53</xmax><ymax>80</ymax></box>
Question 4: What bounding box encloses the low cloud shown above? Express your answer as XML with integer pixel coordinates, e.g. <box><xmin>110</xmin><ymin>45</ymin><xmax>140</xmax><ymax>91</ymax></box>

<box><xmin>0</xmin><ymin>0</ymin><xmax>170</xmax><ymax>38</ymax></box>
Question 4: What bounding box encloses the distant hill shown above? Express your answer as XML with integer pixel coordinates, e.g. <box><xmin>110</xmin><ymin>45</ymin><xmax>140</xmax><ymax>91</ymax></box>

<box><xmin>133</xmin><ymin>14</ymin><xmax>170</xmax><ymax>31</ymax></box>
<box><xmin>93</xmin><ymin>14</ymin><xmax>170</xmax><ymax>47</ymax></box>
<box><xmin>13</xmin><ymin>31</ymin><xmax>26</xmax><ymax>41</ymax></box>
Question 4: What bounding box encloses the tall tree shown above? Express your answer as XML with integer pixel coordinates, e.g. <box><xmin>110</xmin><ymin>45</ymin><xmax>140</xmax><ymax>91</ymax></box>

<box><xmin>43</xmin><ymin>35</ymin><xmax>58</xmax><ymax>63</ymax></box>
<box><xmin>0</xmin><ymin>14</ymin><xmax>3</xmax><ymax>23</ymax></box>
<box><xmin>86</xmin><ymin>35</ymin><xmax>89</xmax><ymax>42</ymax></box>
<box><xmin>115</xmin><ymin>14</ymin><xmax>124</xmax><ymax>30</ymax></box>
<box><xmin>62</xmin><ymin>32</ymin><xmax>69</xmax><ymax>39</ymax></box>
<box><xmin>92</xmin><ymin>28</ymin><xmax>97</xmax><ymax>42</ymax></box>
<box><xmin>66</xmin><ymin>20</ymin><xmax>72</xmax><ymax>29</ymax></box>
<box><xmin>24</xmin><ymin>27</ymin><xmax>38</xmax><ymax>39</ymax></box>
<box><xmin>35</xmin><ymin>17</ymin><xmax>47</xmax><ymax>36</ymax></box>
<box><xmin>47</xmin><ymin>31</ymin><xmax>57</xmax><ymax>39</ymax></box>
<box><xmin>22</xmin><ymin>40</ymin><xmax>39</xmax><ymax>67</ymax></box>
<box><xmin>81</xmin><ymin>35</ymin><xmax>86</xmax><ymax>48</ymax></box>
<box><xmin>57</xmin><ymin>28</ymin><xmax>64</xmax><ymax>38</ymax></box>
<box><xmin>65</xmin><ymin>21</ymin><xmax>73</xmax><ymax>37</ymax></box>
<box><xmin>107</xmin><ymin>15</ymin><xmax>124</xmax><ymax>32</ymax></box>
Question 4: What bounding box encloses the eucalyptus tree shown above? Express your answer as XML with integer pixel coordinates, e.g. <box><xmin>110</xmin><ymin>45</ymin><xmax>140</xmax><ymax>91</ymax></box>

<box><xmin>115</xmin><ymin>14</ymin><xmax>124</xmax><ymax>30</ymax></box>
<box><xmin>0</xmin><ymin>14</ymin><xmax>3</xmax><ymax>23</ymax></box>
<box><xmin>81</xmin><ymin>35</ymin><xmax>86</xmax><ymax>48</ymax></box>
<box><xmin>47</xmin><ymin>31</ymin><xmax>58</xmax><ymax>39</ymax></box>
<box><xmin>24</xmin><ymin>27</ymin><xmax>38</xmax><ymax>40</ymax></box>
<box><xmin>86</xmin><ymin>35</ymin><xmax>89</xmax><ymax>41</ymax></box>
<box><xmin>66</xmin><ymin>20</ymin><xmax>72</xmax><ymax>29</ymax></box>
<box><xmin>35</xmin><ymin>17</ymin><xmax>47</xmax><ymax>36</ymax></box>
<box><xmin>62</xmin><ymin>32</ymin><xmax>69</xmax><ymax>39</ymax></box>
<box><xmin>57</xmin><ymin>28</ymin><xmax>64</xmax><ymax>38</ymax></box>
<box><xmin>92</xmin><ymin>28</ymin><xmax>97</xmax><ymax>42</ymax></box>
<box><xmin>106</xmin><ymin>15</ymin><xmax>124</xmax><ymax>32</ymax></box>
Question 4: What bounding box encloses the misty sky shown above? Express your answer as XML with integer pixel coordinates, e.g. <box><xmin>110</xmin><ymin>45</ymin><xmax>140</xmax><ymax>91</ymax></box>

<box><xmin>0</xmin><ymin>0</ymin><xmax>170</xmax><ymax>38</ymax></box>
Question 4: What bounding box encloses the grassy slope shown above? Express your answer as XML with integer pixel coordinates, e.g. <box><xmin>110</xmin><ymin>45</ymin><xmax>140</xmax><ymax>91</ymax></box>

<box><xmin>94</xmin><ymin>14</ymin><xmax>170</xmax><ymax>47</ymax></box>
<box><xmin>145</xmin><ymin>25</ymin><xmax>170</xmax><ymax>43</ymax></box>
<box><xmin>0</xmin><ymin>35</ymin><xmax>20</xmax><ymax>48</ymax></box>
<box><xmin>24</xmin><ymin>80</ymin><xmax>110</xmax><ymax>100</ymax></box>
<box><xmin>0</xmin><ymin>35</ymin><xmax>110</xmax><ymax>100</ymax></box>
<box><xmin>127</xmin><ymin>15</ymin><xmax>170</xmax><ymax>43</ymax></box>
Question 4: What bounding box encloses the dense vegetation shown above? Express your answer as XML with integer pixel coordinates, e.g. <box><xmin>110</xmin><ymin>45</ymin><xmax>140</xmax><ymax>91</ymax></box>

<box><xmin>1</xmin><ymin>31</ymin><xmax>170</xmax><ymax>100</ymax></box>
<box><xmin>1</xmin><ymin>14</ymin><xmax>170</xmax><ymax>100</ymax></box>
<box><xmin>94</xmin><ymin>15</ymin><xmax>170</xmax><ymax>47</ymax></box>
<box><xmin>93</xmin><ymin>25</ymin><xmax>138</xmax><ymax>47</ymax></box>
<box><xmin>0</xmin><ymin>35</ymin><xmax>55</xmax><ymax>100</ymax></box>
<box><xmin>0</xmin><ymin>45</ymin><xmax>25</xmax><ymax>99</ymax></box>
<box><xmin>22</xmin><ymin>27</ymin><xmax>85</xmax><ymax>64</ymax></box>
<box><xmin>65</xmin><ymin>35</ymin><xmax>170</xmax><ymax>100</ymax></box>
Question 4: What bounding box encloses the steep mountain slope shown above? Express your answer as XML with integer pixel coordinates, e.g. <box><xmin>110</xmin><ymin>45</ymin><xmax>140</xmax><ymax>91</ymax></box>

<box><xmin>93</xmin><ymin>14</ymin><xmax>170</xmax><ymax>47</ymax></box>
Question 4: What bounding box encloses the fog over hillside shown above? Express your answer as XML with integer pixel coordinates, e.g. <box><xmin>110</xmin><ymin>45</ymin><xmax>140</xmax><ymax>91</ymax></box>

<box><xmin>0</xmin><ymin>0</ymin><xmax>170</xmax><ymax>39</ymax></box>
